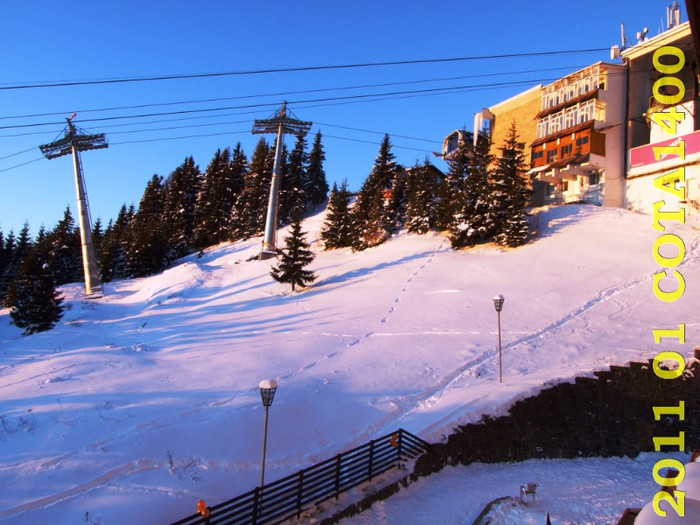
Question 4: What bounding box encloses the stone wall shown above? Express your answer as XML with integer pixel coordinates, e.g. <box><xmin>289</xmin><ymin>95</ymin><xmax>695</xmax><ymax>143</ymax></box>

<box><xmin>319</xmin><ymin>354</ymin><xmax>699</xmax><ymax>523</ymax></box>
<box><xmin>416</xmin><ymin>353</ymin><xmax>700</xmax><ymax>477</ymax></box>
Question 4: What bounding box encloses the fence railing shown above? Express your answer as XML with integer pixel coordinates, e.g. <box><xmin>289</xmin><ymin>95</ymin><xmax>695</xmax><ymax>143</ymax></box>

<box><xmin>171</xmin><ymin>428</ymin><xmax>430</xmax><ymax>525</ymax></box>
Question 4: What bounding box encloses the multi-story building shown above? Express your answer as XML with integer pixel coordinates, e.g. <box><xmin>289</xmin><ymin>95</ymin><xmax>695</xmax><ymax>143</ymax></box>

<box><xmin>442</xmin><ymin>85</ymin><xmax>541</xmax><ymax>164</ymax></box>
<box><xmin>528</xmin><ymin>62</ymin><xmax>627</xmax><ymax>207</ymax></box>
<box><xmin>440</xmin><ymin>4</ymin><xmax>700</xmax><ymax>216</ymax></box>
<box><xmin>441</xmin><ymin>129</ymin><xmax>472</xmax><ymax>162</ymax></box>
<box><xmin>474</xmin><ymin>84</ymin><xmax>542</xmax><ymax>162</ymax></box>
<box><xmin>624</xmin><ymin>20</ymin><xmax>700</xmax><ymax>214</ymax></box>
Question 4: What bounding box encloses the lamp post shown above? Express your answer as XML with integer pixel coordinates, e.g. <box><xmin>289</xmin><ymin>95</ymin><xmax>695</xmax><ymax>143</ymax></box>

<box><xmin>493</xmin><ymin>295</ymin><xmax>505</xmax><ymax>383</ymax></box>
<box><xmin>259</xmin><ymin>379</ymin><xmax>278</xmax><ymax>488</ymax></box>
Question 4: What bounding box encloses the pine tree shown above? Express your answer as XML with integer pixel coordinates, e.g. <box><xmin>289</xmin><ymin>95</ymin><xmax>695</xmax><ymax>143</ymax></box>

<box><xmin>351</xmin><ymin>134</ymin><xmax>398</xmax><ymax>250</ymax></box>
<box><xmin>491</xmin><ymin>123</ymin><xmax>530</xmax><ymax>247</ymax></box>
<box><xmin>0</xmin><ymin>229</ymin><xmax>11</xmax><ymax>302</ymax></box>
<box><xmin>435</xmin><ymin>130</ymin><xmax>472</xmax><ymax>231</ymax></box>
<box><xmin>6</xmin><ymin>229</ymin><xmax>64</xmax><ymax>335</ymax></box>
<box><xmin>48</xmin><ymin>207</ymin><xmax>82</xmax><ymax>285</ymax></box>
<box><xmin>321</xmin><ymin>180</ymin><xmax>353</xmax><ymax>249</ymax></box>
<box><xmin>92</xmin><ymin>217</ymin><xmax>104</xmax><ymax>263</ymax></box>
<box><xmin>279</xmin><ymin>136</ymin><xmax>304</xmax><ymax>226</ymax></box>
<box><xmin>1</xmin><ymin>224</ymin><xmax>32</xmax><ymax>303</ymax></box>
<box><xmin>0</xmin><ymin>229</ymin><xmax>6</xmax><ymax>298</ymax></box>
<box><xmin>451</xmin><ymin>131</ymin><xmax>494</xmax><ymax>248</ymax></box>
<box><xmin>126</xmin><ymin>175</ymin><xmax>169</xmax><ymax>277</ymax></box>
<box><xmin>270</xmin><ymin>211</ymin><xmax>317</xmax><ymax>292</ymax></box>
<box><xmin>163</xmin><ymin>156</ymin><xmax>201</xmax><ymax>260</ymax></box>
<box><xmin>231</xmin><ymin>138</ymin><xmax>271</xmax><ymax>240</ymax></box>
<box><xmin>305</xmin><ymin>131</ymin><xmax>329</xmax><ymax>210</ymax></box>
<box><xmin>99</xmin><ymin>204</ymin><xmax>133</xmax><ymax>282</ymax></box>
<box><xmin>384</xmin><ymin>168</ymin><xmax>407</xmax><ymax>233</ymax></box>
<box><xmin>405</xmin><ymin>160</ymin><xmax>438</xmax><ymax>234</ymax></box>
<box><xmin>193</xmin><ymin>146</ymin><xmax>245</xmax><ymax>249</ymax></box>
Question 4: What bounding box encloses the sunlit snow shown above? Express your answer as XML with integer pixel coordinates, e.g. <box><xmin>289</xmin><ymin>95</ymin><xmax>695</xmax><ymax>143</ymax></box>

<box><xmin>0</xmin><ymin>204</ymin><xmax>698</xmax><ymax>524</ymax></box>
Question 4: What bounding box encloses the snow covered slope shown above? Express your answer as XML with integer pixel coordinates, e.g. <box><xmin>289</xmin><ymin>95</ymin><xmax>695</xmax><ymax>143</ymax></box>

<box><xmin>0</xmin><ymin>204</ymin><xmax>698</xmax><ymax>524</ymax></box>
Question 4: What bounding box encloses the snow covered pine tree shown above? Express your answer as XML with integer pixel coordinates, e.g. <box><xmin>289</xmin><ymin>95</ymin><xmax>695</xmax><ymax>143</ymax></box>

<box><xmin>270</xmin><ymin>212</ymin><xmax>317</xmax><ymax>292</ymax></box>
<box><xmin>491</xmin><ymin>123</ymin><xmax>530</xmax><ymax>247</ymax></box>
<box><xmin>6</xmin><ymin>240</ymin><xmax>64</xmax><ymax>335</ymax></box>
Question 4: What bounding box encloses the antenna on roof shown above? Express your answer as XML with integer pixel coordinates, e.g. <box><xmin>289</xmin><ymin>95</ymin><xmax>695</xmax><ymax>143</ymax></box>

<box><xmin>611</xmin><ymin>23</ymin><xmax>629</xmax><ymax>60</ymax></box>
<box><xmin>667</xmin><ymin>1</ymin><xmax>681</xmax><ymax>29</ymax></box>
<box><xmin>636</xmin><ymin>27</ymin><xmax>650</xmax><ymax>43</ymax></box>
<box><xmin>621</xmin><ymin>23</ymin><xmax>631</xmax><ymax>48</ymax></box>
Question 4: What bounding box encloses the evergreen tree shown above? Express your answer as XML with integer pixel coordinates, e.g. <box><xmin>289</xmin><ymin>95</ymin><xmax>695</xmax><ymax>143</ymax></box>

<box><xmin>321</xmin><ymin>180</ymin><xmax>353</xmax><ymax>249</ymax></box>
<box><xmin>435</xmin><ymin>130</ymin><xmax>472</xmax><ymax>231</ymax></box>
<box><xmin>0</xmin><ymin>230</ymin><xmax>17</xmax><ymax>302</ymax></box>
<box><xmin>193</xmin><ymin>147</ymin><xmax>245</xmax><ymax>249</ymax></box>
<box><xmin>451</xmin><ymin>131</ymin><xmax>494</xmax><ymax>248</ymax></box>
<box><xmin>1</xmin><ymin>223</ymin><xmax>32</xmax><ymax>303</ymax></box>
<box><xmin>92</xmin><ymin>217</ymin><xmax>104</xmax><ymax>263</ymax></box>
<box><xmin>351</xmin><ymin>134</ymin><xmax>398</xmax><ymax>250</ymax></box>
<box><xmin>163</xmin><ymin>156</ymin><xmax>201</xmax><ymax>260</ymax></box>
<box><xmin>126</xmin><ymin>175</ymin><xmax>169</xmax><ymax>277</ymax></box>
<box><xmin>48</xmin><ymin>207</ymin><xmax>82</xmax><ymax>285</ymax></box>
<box><xmin>231</xmin><ymin>138</ymin><xmax>271</xmax><ymax>240</ymax></box>
<box><xmin>279</xmin><ymin>134</ymin><xmax>307</xmax><ymax>225</ymax></box>
<box><xmin>491</xmin><ymin>123</ymin><xmax>530</xmax><ymax>247</ymax></box>
<box><xmin>305</xmin><ymin>131</ymin><xmax>329</xmax><ymax>209</ymax></box>
<box><xmin>0</xmin><ymin>229</ymin><xmax>9</xmax><ymax>302</ymax></box>
<box><xmin>0</xmin><ymin>229</ymin><xmax>5</xmax><ymax>297</ymax></box>
<box><xmin>224</xmin><ymin>143</ymin><xmax>249</xmax><ymax>239</ymax></box>
<box><xmin>405</xmin><ymin>160</ymin><xmax>438</xmax><ymax>234</ymax></box>
<box><xmin>270</xmin><ymin>211</ymin><xmax>316</xmax><ymax>292</ymax></box>
<box><xmin>384</xmin><ymin>168</ymin><xmax>407</xmax><ymax>233</ymax></box>
<box><xmin>99</xmin><ymin>204</ymin><xmax>133</xmax><ymax>282</ymax></box>
<box><xmin>6</xmin><ymin>229</ymin><xmax>64</xmax><ymax>335</ymax></box>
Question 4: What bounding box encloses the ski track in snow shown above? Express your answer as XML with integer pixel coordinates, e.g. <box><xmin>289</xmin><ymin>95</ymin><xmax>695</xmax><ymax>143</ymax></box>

<box><xmin>345</xmin><ymin>233</ymin><xmax>700</xmax><ymax>445</ymax></box>
<box><xmin>280</xmin><ymin>237</ymin><xmax>450</xmax><ymax>377</ymax></box>
<box><xmin>2</xmin><ymin>212</ymin><xmax>699</xmax><ymax>521</ymax></box>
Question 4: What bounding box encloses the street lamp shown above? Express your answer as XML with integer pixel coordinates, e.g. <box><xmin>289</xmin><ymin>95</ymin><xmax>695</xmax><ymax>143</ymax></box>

<box><xmin>493</xmin><ymin>295</ymin><xmax>505</xmax><ymax>383</ymax></box>
<box><xmin>259</xmin><ymin>379</ymin><xmax>278</xmax><ymax>488</ymax></box>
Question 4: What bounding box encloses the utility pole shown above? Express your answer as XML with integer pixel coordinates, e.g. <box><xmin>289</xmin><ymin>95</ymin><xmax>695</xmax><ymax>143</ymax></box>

<box><xmin>252</xmin><ymin>102</ymin><xmax>311</xmax><ymax>259</ymax></box>
<box><xmin>40</xmin><ymin>114</ymin><xmax>106</xmax><ymax>297</ymax></box>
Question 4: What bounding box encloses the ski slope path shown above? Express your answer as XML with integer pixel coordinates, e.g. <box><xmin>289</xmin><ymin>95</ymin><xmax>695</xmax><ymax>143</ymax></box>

<box><xmin>0</xmin><ymin>204</ymin><xmax>698</xmax><ymax>524</ymax></box>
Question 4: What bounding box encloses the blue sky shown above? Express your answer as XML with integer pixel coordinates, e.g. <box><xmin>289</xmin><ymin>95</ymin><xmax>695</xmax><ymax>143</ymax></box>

<box><xmin>0</xmin><ymin>0</ymin><xmax>683</xmax><ymax>235</ymax></box>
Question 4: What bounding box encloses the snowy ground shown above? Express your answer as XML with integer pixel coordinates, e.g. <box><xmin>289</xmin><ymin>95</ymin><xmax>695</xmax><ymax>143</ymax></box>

<box><xmin>0</xmin><ymin>204</ymin><xmax>698</xmax><ymax>524</ymax></box>
<box><xmin>339</xmin><ymin>452</ymin><xmax>692</xmax><ymax>525</ymax></box>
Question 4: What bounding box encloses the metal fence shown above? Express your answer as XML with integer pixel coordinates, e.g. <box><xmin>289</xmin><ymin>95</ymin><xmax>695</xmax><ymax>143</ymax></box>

<box><xmin>171</xmin><ymin>428</ymin><xmax>430</xmax><ymax>525</ymax></box>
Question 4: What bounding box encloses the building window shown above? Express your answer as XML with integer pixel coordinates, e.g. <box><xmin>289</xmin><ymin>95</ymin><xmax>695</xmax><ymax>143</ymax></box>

<box><xmin>565</xmin><ymin>108</ymin><xmax>575</xmax><ymax>129</ymax></box>
<box><xmin>446</xmin><ymin>134</ymin><xmax>459</xmax><ymax>154</ymax></box>
<box><xmin>561</xmin><ymin>144</ymin><xmax>573</xmax><ymax>158</ymax></box>
<box><xmin>589</xmin><ymin>172</ymin><xmax>600</xmax><ymax>185</ymax></box>
<box><xmin>579</xmin><ymin>99</ymin><xmax>595</xmax><ymax>123</ymax></box>
<box><xmin>576</xmin><ymin>135</ymin><xmax>589</xmax><ymax>148</ymax></box>
<box><xmin>547</xmin><ymin>149</ymin><xmax>558</xmax><ymax>163</ymax></box>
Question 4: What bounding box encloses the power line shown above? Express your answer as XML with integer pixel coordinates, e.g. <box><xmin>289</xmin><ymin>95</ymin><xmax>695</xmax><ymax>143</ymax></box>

<box><xmin>0</xmin><ymin>65</ymin><xmax>586</xmax><ymax>121</ymax></box>
<box><xmin>323</xmin><ymin>134</ymin><xmax>435</xmax><ymax>154</ymax></box>
<box><xmin>0</xmin><ymin>48</ymin><xmax>609</xmax><ymax>91</ymax></box>
<box><xmin>0</xmin><ymin>78</ymin><xmax>559</xmax><ymax>132</ymax></box>
<box><xmin>0</xmin><ymin>157</ymin><xmax>43</xmax><ymax>173</ymax></box>
<box><xmin>316</xmin><ymin>122</ymin><xmax>440</xmax><ymax>144</ymax></box>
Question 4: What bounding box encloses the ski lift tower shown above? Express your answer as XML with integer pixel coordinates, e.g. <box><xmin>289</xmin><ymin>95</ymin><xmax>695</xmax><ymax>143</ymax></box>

<box><xmin>39</xmin><ymin>114</ymin><xmax>106</xmax><ymax>297</ymax></box>
<box><xmin>252</xmin><ymin>102</ymin><xmax>311</xmax><ymax>259</ymax></box>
